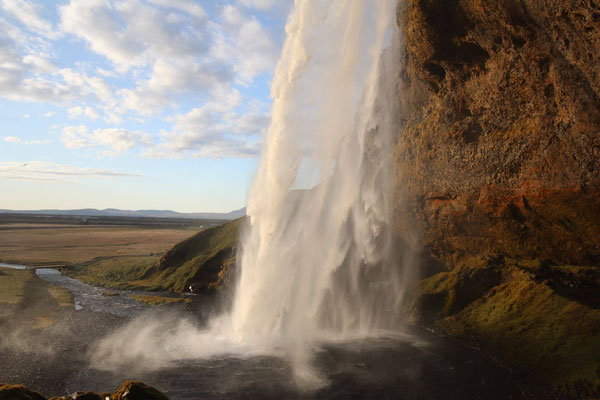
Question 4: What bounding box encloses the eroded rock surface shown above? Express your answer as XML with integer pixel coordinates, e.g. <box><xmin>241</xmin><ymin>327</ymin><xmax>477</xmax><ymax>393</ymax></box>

<box><xmin>394</xmin><ymin>0</ymin><xmax>600</xmax><ymax>265</ymax></box>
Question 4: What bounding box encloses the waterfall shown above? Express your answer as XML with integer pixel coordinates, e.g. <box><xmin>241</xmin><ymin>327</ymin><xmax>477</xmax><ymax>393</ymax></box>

<box><xmin>91</xmin><ymin>0</ymin><xmax>405</xmax><ymax>386</ymax></box>
<box><xmin>213</xmin><ymin>0</ymin><xmax>404</xmax><ymax>380</ymax></box>
<box><xmin>229</xmin><ymin>0</ymin><xmax>401</xmax><ymax>340</ymax></box>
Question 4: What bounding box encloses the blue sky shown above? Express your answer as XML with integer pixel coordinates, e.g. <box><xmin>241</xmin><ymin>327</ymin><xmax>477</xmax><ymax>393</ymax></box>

<box><xmin>0</xmin><ymin>0</ymin><xmax>292</xmax><ymax>212</ymax></box>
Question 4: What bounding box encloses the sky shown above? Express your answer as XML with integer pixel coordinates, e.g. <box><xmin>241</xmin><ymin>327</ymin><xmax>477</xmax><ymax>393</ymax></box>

<box><xmin>0</xmin><ymin>0</ymin><xmax>292</xmax><ymax>213</ymax></box>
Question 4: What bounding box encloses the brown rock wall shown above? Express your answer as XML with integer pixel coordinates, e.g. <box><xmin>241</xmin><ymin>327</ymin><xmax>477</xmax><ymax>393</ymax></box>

<box><xmin>394</xmin><ymin>0</ymin><xmax>600</xmax><ymax>268</ymax></box>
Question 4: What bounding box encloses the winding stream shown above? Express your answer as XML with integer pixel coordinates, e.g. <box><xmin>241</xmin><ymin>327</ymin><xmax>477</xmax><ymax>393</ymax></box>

<box><xmin>0</xmin><ymin>262</ymin><xmax>28</xmax><ymax>270</ymax></box>
<box><xmin>35</xmin><ymin>267</ymin><xmax>150</xmax><ymax>316</ymax></box>
<box><xmin>1</xmin><ymin>263</ymin><xmax>151</xmax><ymax>316</ymax></box>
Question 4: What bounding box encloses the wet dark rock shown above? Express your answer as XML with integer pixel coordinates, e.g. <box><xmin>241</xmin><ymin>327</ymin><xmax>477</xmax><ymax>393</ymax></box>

<box><xmin>1</xmin><ymin>382</ymin><xmax>168</xmax><ymax>400</ymax></box>
<box><xmin>111</xmin><ymin>381</ymin><xmax>168</xmax><ymax>400</ymax></box>
<box><xmin>0</xmin><ymin>384</ymin><xmax>46</xmax><ymax>400</ymax></box>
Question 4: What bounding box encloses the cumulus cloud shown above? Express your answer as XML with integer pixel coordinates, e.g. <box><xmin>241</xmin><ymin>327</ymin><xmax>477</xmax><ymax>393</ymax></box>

<box><xmin>22</xmin><ymin>54</ymin><xmax>56</xmax><ymax>73</ymax></box>
<box><xmin>210</xmin><ymin>5</ymin><xmax>279</xmax><ymax>85</ymax></box>
<box><xmin>0</xmin><ymin>0</ymin><xmax>283</xmax><ymax>159</ymax></box>
<box><xmin>144</xmin><ymin>87</ymin><xmax>267</xmax><ymax>159</ymax></box>
<box><xmin>0</xmin><ymin>0</ymin><xmax>58</xmax><ymax>38</ymax></box>
<box><xmin>0</xmin><ymin>161</ymin><xmax>141</xmax><ymax>182</ymax></box>
<box><xmin>68</xmin><ymin>105</ymin><xmax>99</xmax><ymax>120</ymax></box>
<box><xmin>60</xmin><ymin>125</ymin><xmax>153</xmax><ymax>155</ymax></box>
<box><xmin>4</xmin><ymin>136</ymin><xmax>52</xmax><ymax>144</ymax></box>
<box><xmin>27</xmin><ymin>139</ymin><xmax>52</xmax><ymax>145</ymax></box>
<box><xmin>237</xmin><ymin>0</ymin><xmax>280</xmax><ymax>11</ymax></box>
<box><xmin>59</xmin><ymin>0</ymin><xmax>209</xmax><ymax>71</ymax></box>
<box><xmin>0</xmin><ymin>16</ymin><xmax>113</xmax><ymax>105</ymax></box>
<box><xmin>4</xmin><ymin>136</ymin><xmax>50</xmax><ymax>144</ymax></box>
<box><xmin>59</xmin><ymin>0</ymin><xmax>278</xmax><ymax>115</ymax></box>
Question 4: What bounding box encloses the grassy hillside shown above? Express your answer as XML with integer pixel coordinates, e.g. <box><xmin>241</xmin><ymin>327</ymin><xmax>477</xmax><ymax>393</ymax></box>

<box><xmin>68</xmin><ymin>218</ymin><xmax>244</xmax><ymax>293</ymax></box>
<box><xmin>409</xmin><ymin>256</ymin><xmax>600</xmax><ymax>396</ymax></box>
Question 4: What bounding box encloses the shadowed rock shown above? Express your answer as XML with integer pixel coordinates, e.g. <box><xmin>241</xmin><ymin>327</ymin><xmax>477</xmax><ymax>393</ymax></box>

<box><xmin>111</xmin><ymin>381</ymin><xmax>168</xmax><ymax>400</ymax></box>
<box><xmin>0</xmin><ymin>384</ymin><xmax>46</xmax><ymax>400</ymax></box>
<box><xmin>1</xmin><ymin>382</ymin><xmax>168</xmax><ymax>400</ymax></box>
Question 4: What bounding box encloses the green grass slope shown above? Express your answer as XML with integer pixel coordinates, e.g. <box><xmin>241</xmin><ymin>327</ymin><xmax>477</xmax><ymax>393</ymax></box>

<box><xmin>68</xmin><ymin>218</ymin><xmax>244</xmax><ymax>293</ymax></box>
<box><xmin>410</xmin><ymin>256</ymin><xmax>600</xmax><ymax>397</ymax></box>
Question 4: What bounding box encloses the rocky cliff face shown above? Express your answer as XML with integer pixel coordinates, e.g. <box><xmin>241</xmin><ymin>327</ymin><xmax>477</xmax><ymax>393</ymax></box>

<box><xmin>394</xmin><ymin>0</ymin><xmax>600</xmax><ymax>265</ymax></box>
<box><xmin>393</xmin><ymin>0</ymin><xmax>600</xmax><ymax>395</ymax></box>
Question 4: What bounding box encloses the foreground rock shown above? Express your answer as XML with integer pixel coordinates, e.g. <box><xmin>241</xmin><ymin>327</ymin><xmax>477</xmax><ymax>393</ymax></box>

<box><xmin>394</xmin><ymin>0</ymin><xmax>600</xmax><ymax>396</ymax></box>
<box><xmin>0</xmin><ymin>384</ymin><xmax>45</xmax><ymax>400</ymax></box>
<box><xmin>0</xmin><ymin>381</ymin><xmax>168</xmax><ymax>400</ymax></box>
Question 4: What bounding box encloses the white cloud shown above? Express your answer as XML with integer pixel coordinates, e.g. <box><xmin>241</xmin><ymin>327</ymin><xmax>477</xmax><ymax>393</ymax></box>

<box><xmin>68</xmin><ymin>105</ymin><xmax>99</xmax><ymax>120</ymax></box>
<box><xmin>22</xmin><ymin>54</ymin><xmax>56</xmax><ymax>73</ymax></box>
<box><xmin>144</xmin><ymin>86</ymin><xmax>267</xmax><ymax>159</ymax></box>
<box><xmin>0</xmin><ymin>17</ymin><xmax>113</xmax><ymax>105</ymax></box>
<box><xmin>59</xmin><ymin>0</ymin><xmax>208</xmax><ymax>71</ymax></box>
<box><xmin>58</xmin><ymin>68</ymin><xmax>112</xmax><ymax>102</ymax></box>
<box><xmin>146</xmin><ymin>0</ymin><xmax>207</xmax><ymax>20</ymax></box>
<box><xmin>4</xmin><ymin>135</ymin><xmax>51</xmax><ymax>144</ymax></box>
<box><xmin>0</xmin><ymin>0</ymin><xmax>58</xmax><ymax>38</ymax></box>
<box><xmin>59</xmin><ymin>0</ymin><xmax>277</xmax><ymax>116</ymax></box>
<box><xmin>237</xmin><ymin>0</ymin><xmax>279</xmax><ymax>11</ymax></box>
<box><xmin>95</xmin><ymin>67</ymin><xmax>116</xmax><ymax>78</ymax></box>
<box><xmin>210</xmin><ymin>5</ymin><xmax>278</xmax><ymax>85</ymax></box>
<box><xmin>43</xmin><ymin>111</ymin><xmax>56</xmax><ymax>117</ymax></box>
<box><xmin>60</xmin><ymin>125</ymin><xmax>153</xmax><ymax>155</ymax></box>
<box><xmin>0</xmin><ymin>161</ymin><xmax>141</xmax><ymax>182</ymax></box>
<box><xmin>0</xmin><ymin>0</ymin><xmax>284</xmax><ymax>160</ymax></box>
<box><xmin>27</xmin><ymin>139</ymin><xmax>51</xmax><ymax>145</ymax></box>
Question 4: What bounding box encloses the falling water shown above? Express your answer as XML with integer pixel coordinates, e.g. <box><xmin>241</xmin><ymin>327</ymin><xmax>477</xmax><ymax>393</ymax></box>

<box><xmin>215</xmin><ymin>0</ymin><xmax>404</xmax><ymax>376</ymax></box>
<box><xmin>91</xmin><ymin>0</ymin><xmax>405</xmax><ymax>386</ymax></box>
<box><xmin>229</xmin><ymin>0</ymin><xmax>401</xmax><ymax>339</ymax></box>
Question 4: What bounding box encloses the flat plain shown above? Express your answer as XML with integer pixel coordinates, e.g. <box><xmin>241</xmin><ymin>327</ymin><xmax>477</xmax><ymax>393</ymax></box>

<box><xmin>0</xmin><ymin>213</ymin><xmax>216</xmax><ymax>266</ymax></box>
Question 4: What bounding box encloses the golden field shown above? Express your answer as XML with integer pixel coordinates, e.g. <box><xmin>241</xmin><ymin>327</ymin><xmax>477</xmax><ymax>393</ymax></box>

<box><xmin>0</xmin><ymin>224</ymin><xmax>202</xmax><ymax>265</ymax></box>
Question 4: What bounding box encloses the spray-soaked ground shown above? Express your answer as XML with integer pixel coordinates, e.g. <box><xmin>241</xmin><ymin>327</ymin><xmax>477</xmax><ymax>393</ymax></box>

<box><xmin>0</xmin><ymin>300</ymin><xmax>553</xmax><ymax>399</ymax></box>
<box><xmin>0</xmin><ymin>271</ymin><xmax>554</xmax><ymax>399</ymax></box>
<box><xmin>69</xmin><ymin>332</ymin><xmax>553</xmax><ymax>400</ymax></box>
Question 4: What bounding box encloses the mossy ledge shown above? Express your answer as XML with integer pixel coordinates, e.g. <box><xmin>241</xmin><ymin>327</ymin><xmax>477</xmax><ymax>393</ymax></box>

<box><xmin>408</xmin><ymin>256</ymin><xmax>600</xmax><ymax>397</ymax></box>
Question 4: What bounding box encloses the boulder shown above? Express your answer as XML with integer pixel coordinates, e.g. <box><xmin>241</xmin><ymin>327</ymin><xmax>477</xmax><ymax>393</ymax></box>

<box><xmin>110</xmin><ymin>382</ymin><xmax>168</xmax><ymax>400</ymax></box>
<box><xmin>0</xmin><ymin>384</ymin><xmax>46</xmax><ymax>400</ymax></box>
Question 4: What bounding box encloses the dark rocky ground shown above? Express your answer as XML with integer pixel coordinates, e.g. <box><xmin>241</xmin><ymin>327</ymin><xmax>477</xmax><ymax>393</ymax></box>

<box><xmin>0</xmin><ymin>299</ymin><xmax>569</xmax><ymax>400</ymax></box>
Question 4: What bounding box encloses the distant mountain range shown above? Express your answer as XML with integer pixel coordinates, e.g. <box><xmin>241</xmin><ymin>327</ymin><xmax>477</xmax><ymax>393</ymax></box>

<box><xmin>0</xmin><ymin>207</ymin><xmax>246</xmax><ymax>220</ymax></box>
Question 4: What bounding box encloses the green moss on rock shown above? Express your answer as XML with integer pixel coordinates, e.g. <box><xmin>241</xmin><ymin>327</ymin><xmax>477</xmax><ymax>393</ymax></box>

<box><xmin>411</xmin><ymin>258</ymin><xmax>600</xmax><ymax>397</ymax></box>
